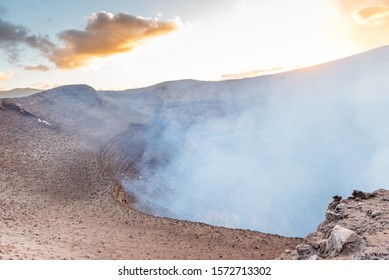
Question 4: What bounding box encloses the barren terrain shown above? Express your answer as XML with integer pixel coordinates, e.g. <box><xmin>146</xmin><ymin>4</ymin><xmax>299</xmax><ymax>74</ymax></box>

<box><xmin>0</xmin><ymin>96</ymin><xmax>301</xmax><ymax>259</ymax></box>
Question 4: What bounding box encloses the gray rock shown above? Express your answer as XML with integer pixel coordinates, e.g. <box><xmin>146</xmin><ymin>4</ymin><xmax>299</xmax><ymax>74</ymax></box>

<box><xmin>311</xmin><ymin>239</ymin><xmax>328</xmax><ymax>255</ymax></box>
<box><xmin>371</xmin><ymin>211</ymin><xmax>382</xmax><ymax>218</ymax></box>
<box><xmin>325</xmin><ymin>225</ymin><xmax>359</xmax><ymax>256</ymax></box>
<box><xmin>367</xmin><ymin>210</ymin><xmax>382</xmax><ymax>218</ymax></box>
<box><xmin>296</xmin><ymin>244</ymin><xmax>312</xmax><ymax>255</ymax></box>
<box><xmin>335</xmin><ymin>203</ymin><xmax>347</xmax><ymax>212</ymax></box>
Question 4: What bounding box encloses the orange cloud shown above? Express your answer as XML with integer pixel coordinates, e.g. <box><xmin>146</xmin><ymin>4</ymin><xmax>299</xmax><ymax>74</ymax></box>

<box><xmin>354</xmin><ymin>4</ymin><xmax>389</xmax><ymax>25</ymax></box>
<box><xmin>49</xmin><ymin>12</ymin><xmax>177</xmax><ymax>69</ymax></box>
<box><xmin>333</xmin><ymin>0</ymin><xmax>389</xmax><ymax>49</ymax></box>
<box><xmin>24</xmin><ymin>64</ymin><xmax>50</xmax><ymax>72</ymax></box>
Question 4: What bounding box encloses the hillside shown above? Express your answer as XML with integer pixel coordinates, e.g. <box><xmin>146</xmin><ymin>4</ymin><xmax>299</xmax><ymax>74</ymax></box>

<box><xmin>0</xmin><ymin>88</ymin><xmax>42</xmax><ymax>98</ymax></box>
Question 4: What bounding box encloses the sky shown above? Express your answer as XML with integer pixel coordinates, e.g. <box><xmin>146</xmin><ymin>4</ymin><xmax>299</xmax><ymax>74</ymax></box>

<box><xmin>1</xmin><ymin>0</ymin><xmax>389</xmax><ymax>90</ymax></box>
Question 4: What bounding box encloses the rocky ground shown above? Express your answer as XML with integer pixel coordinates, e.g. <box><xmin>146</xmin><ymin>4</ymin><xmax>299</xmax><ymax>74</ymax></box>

<box><xmin>278</xmin><ymin>189</ymin><xmax>389</xmax><ymax>260</ymax></box>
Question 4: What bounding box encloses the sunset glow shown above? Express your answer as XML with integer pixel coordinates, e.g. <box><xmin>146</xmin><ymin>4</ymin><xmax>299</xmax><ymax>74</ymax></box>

<box><xmin>1</xmin><ymin>0</ymin><xmax>389</xmax><ymax>90</ymax></box>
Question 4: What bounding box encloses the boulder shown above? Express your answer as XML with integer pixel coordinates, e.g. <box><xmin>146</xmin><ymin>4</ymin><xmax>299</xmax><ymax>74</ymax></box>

<box><xmin>325</xmin><ymin>225</ymin><xmax>359</xmax><ymax>256</ymax></box>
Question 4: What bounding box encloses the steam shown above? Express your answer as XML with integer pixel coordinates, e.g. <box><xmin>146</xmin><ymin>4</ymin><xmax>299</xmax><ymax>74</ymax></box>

<box><xmin>123</xmin><ymin>50</ymin><xmax>389</xmax><ymax>237</ymax></box>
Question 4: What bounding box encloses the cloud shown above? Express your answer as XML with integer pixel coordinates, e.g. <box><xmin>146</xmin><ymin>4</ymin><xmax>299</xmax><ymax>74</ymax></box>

<box><xmin>24</xmin><ymin>64</ymin><xmax>50</xmax><ymax>72</ymax></box>
<box><xmin>335</xmin><ymin>0</ymin><xmax>389</xmax><ymax>25</ymax></box>
<box><xmin>0</xmin><ymin>70</ymin><xmax>14</xmax><ymax>81</ymax></box>
<box><xmin>354</xmin><ymin>4</ymin><xmax>389</xmax><ymax>25</ymax></box>
<box><xmin>332</xmin><ymin>0</ymin><xmax>389</xmax><ymax>49</ymax></box>
<box><xmin>1</xmin><ymin>12</ymin><xmax>177</xmax><ymax>70</ymax></box>
<box><xmin>49</xmin><ymin>12</ymin><xmax>177</xmax><ymax>69</ymax></box>
<box><xmin>0</xmin><ymin>18</ymin><xmax>55</xmax><ymax>62</ymax></box>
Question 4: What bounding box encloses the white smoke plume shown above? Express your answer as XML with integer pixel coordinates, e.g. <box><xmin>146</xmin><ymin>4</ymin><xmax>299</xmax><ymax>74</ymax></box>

<box><xmin>124</xmin><ymin>46</ymin><xmax>389</xmax><ymax>237</ymax></box>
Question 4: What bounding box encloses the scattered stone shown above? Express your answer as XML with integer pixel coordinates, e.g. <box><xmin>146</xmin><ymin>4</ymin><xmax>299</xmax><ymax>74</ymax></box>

<box><xmin>328</xmin><ymin>195</ymin><xmax>342</xmax><ymax>210</ymax></box>
<box><xmin>311</xmin><ymin>239</ymin><xmax>327</xmax><ymax>254</ymax></box>
<box><xmin>325</xmin><ymin>210</ymin><xmax>348</xmax><ymax>220</ymax></box>
<box><xmin>318</xmin><ymin>240</ymin><xmax>327</xmax><ymax>254</ymax></box>
<box><xmin>371</xmin><ymin>211</ymin><xmax>382</xmax><ymax>218</ymax></box>
<box><xmin>366</xmin><ymin>210</ymin><xmax>382</xmax><ymax>218</ymax></box>
<box><xmin>335</xmin><ymin>203</ymin><xmax>347</xmax><ymax>212</ymax></box>
<box><xmin>333</xmin><ymin>195</ymin><xmax>342</xmax><ymax>202</ymax></box>
<box><xmin>356</xmin><ymin>253</ymin><xmax>389</xmax><ymax>260</ymax></box>
<box><xmin>311</xmin><ymin>241</ymin><xmax>320</xmax><ymax>250</ymax></box>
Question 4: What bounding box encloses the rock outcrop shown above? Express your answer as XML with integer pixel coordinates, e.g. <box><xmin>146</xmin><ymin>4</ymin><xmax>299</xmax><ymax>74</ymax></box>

<box><xmin>279</xmin><ymin>189</ymin><xmax>389</xmax><ymax>260</ymax></box>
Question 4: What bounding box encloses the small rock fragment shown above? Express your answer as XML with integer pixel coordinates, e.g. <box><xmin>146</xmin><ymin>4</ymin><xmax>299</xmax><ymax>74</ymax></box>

<box><xmin>311</xmin><ymin>239</ymin><xmax>327</xmax><ymax>253</ymax></box>
<box><xmin>371</xmin><ymin>211</ymin><xmax>382</xmax><ymax>218</ymax></box>
<box><xmin>335</xmin><ymin>203</ymin><xmax>347</xmax><ymax>212</ymax></box>
<box><xmin>328</xmin><ymin>195</ymin><xmax>342</xmax><ymax>210</ymax></box>
<box><xmin>367</xmin><ymin>210</ymin><xmax>382</xmax><ymax>218</ymax></box>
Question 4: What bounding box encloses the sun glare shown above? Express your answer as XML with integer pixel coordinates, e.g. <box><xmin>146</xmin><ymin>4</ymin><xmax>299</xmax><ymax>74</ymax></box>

<box><xmin>147</xmin><ymin>0</ymin><xmax>355</xmax><ymax>84</ymax></box>
<box><xmin>99</xmin><ymin>0</ymin><xmax>356</xmax><ymax>88</ymax></box>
